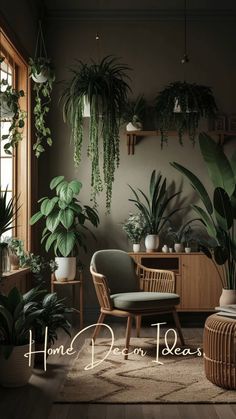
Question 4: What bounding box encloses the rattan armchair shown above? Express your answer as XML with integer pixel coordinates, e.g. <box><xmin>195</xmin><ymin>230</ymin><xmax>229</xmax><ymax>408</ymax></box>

<box><xmin>90</xmin><ymin>250</ymin><xmax>184</xmax><ymax>359</ymax></box>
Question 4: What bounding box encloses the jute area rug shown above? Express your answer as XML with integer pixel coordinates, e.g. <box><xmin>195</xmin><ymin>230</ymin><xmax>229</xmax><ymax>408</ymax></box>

<box><xmin>56</xmin><ymin>337</ymin><xmax>236</xmax><ymax>404</ymax></box>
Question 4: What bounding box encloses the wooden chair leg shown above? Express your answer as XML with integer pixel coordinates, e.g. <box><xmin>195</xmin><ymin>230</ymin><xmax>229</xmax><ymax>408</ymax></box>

<box><xmin>90</xmin><ymin>312</ymin><xmax>106</xmax><ymax>345</ymax></box>
<box><xmin>172</xmin><ymin>309</ymin><xmax>185</xmax><ymax>346</ymax></box>
<box><xmin>136</xmin><ymin>315</ymin><xmax>141</xmax><ymax>337</ymax></box>
<box><xmin>124</xmin><ymin>316</ymin><xmax>132</xmax><ymax>360</ymax></box>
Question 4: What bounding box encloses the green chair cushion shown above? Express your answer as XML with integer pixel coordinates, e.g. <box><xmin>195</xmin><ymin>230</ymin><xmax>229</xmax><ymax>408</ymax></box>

<box><xmin>91</xmin><ymin>250</ymin><xmax>139</xmax><ymax>294</ymax></box>
<box><xmin>110</xmin><ymin>292</ymin><xmax>180</xmax><ymax>311</ymax></box>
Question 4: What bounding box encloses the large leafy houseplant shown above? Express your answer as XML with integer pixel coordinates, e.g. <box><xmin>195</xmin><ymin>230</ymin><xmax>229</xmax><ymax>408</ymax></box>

<box><xmin>171</xmin><ymin>133</ymin><xmax>236</xmax><ymax>290</ymax></box>
<box><xmin>61</xmin><ymin>56</ymin><xmax>131</xmax><ymax>210</ymax></box>
<box><xmin>156</xmin><ymin>81</ymin><xmax>217</xmax><ymax>147</ymax></box>
<box><xmin>0</xmin><ymin>78</ymin><xmax>26</xmax><ymax>154</ymax></box>
<box><xmin>30</xmin><ymin>176</ymin><xmax>99</xmax><ymax>257</ymax></box>
<box><xmin>0</xmin><ymin>287</ymin><xmax>44</xmax><ymax>357</ymax></box>
<box><xmin>128</xmin><ymin>170</ymin><xmax>181</xmax><ymax>236</ymax></box>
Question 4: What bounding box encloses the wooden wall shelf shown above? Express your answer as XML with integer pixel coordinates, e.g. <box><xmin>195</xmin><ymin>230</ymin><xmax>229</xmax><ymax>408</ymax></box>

<box><xmin>126</xmin><ymin>130</ymin><xmax>236</xmax><ymax>155</ymax></box>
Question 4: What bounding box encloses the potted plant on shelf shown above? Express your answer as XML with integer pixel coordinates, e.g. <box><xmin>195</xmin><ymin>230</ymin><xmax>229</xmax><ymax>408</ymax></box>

<box><xmin>0</xmin><ymin>287</ymin><xmax>44</xmax><ymax>387</ymax></box>
<box><xmin>123</xmin><ymin>213</ymin><xmax>146</xmax><ymax>252</ymax></box>
<box><xmin>128</xmin><ymin>170</ymin><xmax>181</xmax><ymax>252</ymax></box>
<box><xmin>33</xmin><ymin>292</ymin><xmax>72</xmax><ymax>366</ymax></box>
<box><xmin>155</xmin><ymin>81</ymin><xmax>217</xmax><ymax>147</ymax></box>
<box><xmin>0</xmin><ymin>188</ymin><xmax>19</xmax><ymax>276</ymax></box>
<box><xmin>123</xmin><ymin>95</ymin><xmax>146</xmax><ymax>131</ymax></box>
<box><xmin>166</xmin><ymin>220</ymin><xmax>195</xmax><ymax>253</ymax></box>
<box><xmin>61</xmin><ymin>55</ymin><xmax>131</xmax><ymax>211</ymax></box>
<box><xmin>30</xmin><ymin>176</ymin><xmax>99</xmax><ymax>281</ymax></box>
<box><xmin>171</xmin><ymin>132</ymin><xmax>236</xmax><ymax>305</ymax></box>
<box><xmin>29</xmin><ymin>19</ymin><xmax>55</xmax><ymax>158</ymax></box>
<box><xmin>0</xmin><ymin>78</ymin><xmax>26</xmax><ymax>155</ymax></box>
<box><xmin>5</xmin><ymin>237</ymin><xmax>24</xmax><ymax>270</ymax></box>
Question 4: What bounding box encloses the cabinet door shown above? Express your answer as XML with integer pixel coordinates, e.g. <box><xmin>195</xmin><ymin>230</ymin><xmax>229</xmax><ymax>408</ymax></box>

<box><xmin>181</xmin><ymin>254</ymin><xmax>222</xmax><ymax>310</ymax></box>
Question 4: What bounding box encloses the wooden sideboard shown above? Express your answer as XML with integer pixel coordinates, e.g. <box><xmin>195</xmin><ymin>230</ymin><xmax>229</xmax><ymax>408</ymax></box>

<box><xmin>129</xmin><ymin>252</ymin><xmax>222</xmax><ymax>312</ymax></box>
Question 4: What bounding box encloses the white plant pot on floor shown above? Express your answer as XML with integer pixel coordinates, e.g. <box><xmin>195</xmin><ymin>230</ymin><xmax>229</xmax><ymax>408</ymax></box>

<box><xmin>0</xmin><ymin>343</ymin><xmax>35</xmax><ymax>387</ymax></box>
<box><xmin>55</xmin><ymin>257</ymin><xmax>76</xmax><ymax>281</ymax></box>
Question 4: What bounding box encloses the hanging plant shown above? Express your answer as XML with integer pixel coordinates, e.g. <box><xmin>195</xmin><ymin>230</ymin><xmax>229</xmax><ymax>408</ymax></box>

<box><xmin>155</xmin><ymin>81</ymin><xmax>218</xmax><ymax>147</ymax></box>
<box><xmin>61</xmin><ymin>55</ymin><xmax>131</xmax><ymax>211</ymax></box>
<box><xmin>29</xmin><ymin>21</ymin><xmax>55</xmax><ymax>158</ymax></box>
<box><xmin>0</xmin><ymin>78</ymin><xmax>26</xmax><ymax>154</ymax></box>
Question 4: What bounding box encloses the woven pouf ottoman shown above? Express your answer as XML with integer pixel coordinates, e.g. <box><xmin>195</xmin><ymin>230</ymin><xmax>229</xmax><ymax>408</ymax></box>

<box><xmin>203</xmin><ymin>313</ymin><xmax>236</xmax><ymax>389</ymax></box>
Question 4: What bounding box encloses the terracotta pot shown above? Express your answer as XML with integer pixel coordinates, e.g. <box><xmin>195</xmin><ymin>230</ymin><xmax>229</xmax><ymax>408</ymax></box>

<box><xmin>219</xmin><ymin>289</ymin><xmax>236</xmax><ymax>306</ymax></box>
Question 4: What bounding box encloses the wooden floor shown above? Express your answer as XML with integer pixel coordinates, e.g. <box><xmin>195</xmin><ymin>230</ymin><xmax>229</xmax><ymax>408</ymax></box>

<box><xmin>1</xmin><ymin>320</ymin><xmax>236</xmax><ymax>419</ymax></box>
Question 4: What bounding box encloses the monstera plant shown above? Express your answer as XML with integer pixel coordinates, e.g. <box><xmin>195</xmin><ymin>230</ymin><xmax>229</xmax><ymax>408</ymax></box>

<box><xmin>61</xmin><ymin>55</ymin><xmax>131</xmax><ymax>211</ymax></box>
<box><xmin>171</xmin><ymin>133</ymin><xmax>236</xmax><ymax>299</ymax></box>
<box><xmin>156</xmin><ymin>82</ymin><xmax>217</xmax><ymax>147</ymax></box>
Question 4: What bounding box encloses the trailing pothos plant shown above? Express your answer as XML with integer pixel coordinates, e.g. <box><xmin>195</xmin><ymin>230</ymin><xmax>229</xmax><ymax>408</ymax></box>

<box><xmin>29</xmin><ymin>57</ymin><xmax>55</xmax><ymax>157</ymax></box>
<box><xmin>61</xmin><ymin>55</ymin><xmax>131</xmax><ymax>211</ymax></box>
<box><xmin>156</xmin><ymin>81</ymin><xmax>217</xmax><ymax>147</ymax></box>
<box><xmin>171</xmin><ymin>133</ymin><xmax>236</xmax><ymax>290</ymax></box>
<box><xmin>30</xmin><ymin>176</ymin><xmax>99</xmax><ymax>257</ymax></box>
<box><xmin>0</xmin><ymin>78</ymin><xmax>26</xmax><ymax>154</ymax></box>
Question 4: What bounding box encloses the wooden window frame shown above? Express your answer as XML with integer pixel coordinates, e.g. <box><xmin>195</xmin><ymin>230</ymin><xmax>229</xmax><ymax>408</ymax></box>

<box><xmin>1</xmin><ymin>26</ymin><xmax>37</xmax><ymax>252</ymax></box>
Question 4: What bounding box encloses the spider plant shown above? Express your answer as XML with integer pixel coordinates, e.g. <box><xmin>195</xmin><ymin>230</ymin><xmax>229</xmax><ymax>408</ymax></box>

<box><xmin>61</xmin><ymin>55</ymin><xmax>131</xmax><ymax>211</ymax></box>
<box><xmin>156</xmin><ymin>81</ymin><xmax>217</xmax><ymax>147</ymax></box>
<box><xmin>171</xmin><ymin>132</ymin><xmax>236</xmax><ymax>289</ymax></box>
<box><xmin>128</xmin><ymin>170</ymin><xmax>181</xmax><ymax>235</ymax></box>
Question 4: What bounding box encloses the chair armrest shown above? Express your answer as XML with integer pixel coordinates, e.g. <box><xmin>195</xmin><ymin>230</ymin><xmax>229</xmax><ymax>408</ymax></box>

<box><xmin>90</xmin><ymin>266</ymin><xmax>113</xmax><ymax>310</ymax></box>
<box><xmin>136</xmin><ymin>263</ymin><xmax>176</xmax><ymax>293</ymax></box>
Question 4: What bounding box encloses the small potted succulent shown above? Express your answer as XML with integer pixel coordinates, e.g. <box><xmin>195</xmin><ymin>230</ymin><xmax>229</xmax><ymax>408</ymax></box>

<box><xmin>30</xmin><ymin>176</ymin><xmax>99</xmax><ymax>281</ymax></box>
<box><xmin>123</xmin><ymin>95</ymin><xmax>146</xmax><ymax>131</ymax></box>
<box><xmin>123</xmin><ymin>213</ymin><xmax>146</xmax><ymax>252</ymax></box>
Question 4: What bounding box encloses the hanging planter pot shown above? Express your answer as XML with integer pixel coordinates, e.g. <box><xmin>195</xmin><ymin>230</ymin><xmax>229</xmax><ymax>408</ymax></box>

<box><xmin>155</xmin><ymin>81</ymin><xmax>218</xmax><ymax>147</ymax></box>
<box><xmin>29</xmin><ymin>21</ymin><xmax>55</xmax><ymax>158</ymax></box>
<box><xmin>61</xmin><ymin>56</ymin><xmax>131</xmax><ymax>211</ymax></box>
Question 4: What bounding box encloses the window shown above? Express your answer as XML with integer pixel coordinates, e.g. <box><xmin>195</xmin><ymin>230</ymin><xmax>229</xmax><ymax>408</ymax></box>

<box><xmin>0</xmin><ymin>26</ymin><xmax>35</xmax><ymax>252</ymax></box>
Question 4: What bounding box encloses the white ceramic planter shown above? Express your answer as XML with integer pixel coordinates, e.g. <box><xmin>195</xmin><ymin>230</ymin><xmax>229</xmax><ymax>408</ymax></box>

<box><xmin>55</xmin><ymin>257</ymin><xmax>76</xmax><ymax>281</ymax></box>
<box><xmin>174</xmin><ymin>243</ymin><xmax>183</xmax><ymax>253</ymax></box>
<box><xmin>132</xmin><ymin>243</ymin><xmax>140</xmax><ymax>253</ymax></box>
<box><xmin>185</xmin><ymin>247</ymin><xmax>191</xmax><ymax>253</ymax></box>
<box><xmin>0</xmin><ymin>343</ymin><xmax>35</xmax><ymax>387</ymax></box>
<box><xmin>31</xmin><ymin>69</ymin><xmax>49</xmax><ymax>84</ymax></box>
<box><xmin>162</xmin><ymin>245</ymin><xmax>169</xmax><ymax>253</ymax></box>
<box><xmin>145</xmin><ymin>234</ymin><xmax>159</xmax><ymax>252</ymax></box>
<box><xmin>219</xmin><ymin>289</ymin><xmax>236</xmax><ymax>306</ymax></box>
<box><xmin>126</xmin><ymin>122</ymin><xmax>142</xmax><ymax>131</ymax></box>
